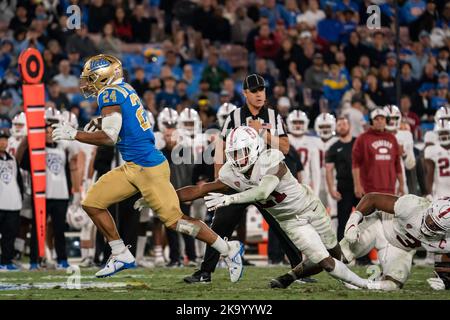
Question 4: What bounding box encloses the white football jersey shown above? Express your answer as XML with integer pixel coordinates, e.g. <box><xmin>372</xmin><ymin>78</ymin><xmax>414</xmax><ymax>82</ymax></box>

<box><xmin>46</xmin><ymin>141</ymin><xmax>80</xmax><ymax>200</ymax></box>
<box><xmin>288</xmin><ymin>134</ymin><xmax>321</xmax><ymax>195</ymax></box>
<box><xmin>154</xmin><ymin>131</ymin><xmax>165</xmax><ymax>150</ymax></box>
<box><xmin>219</xmin><ymin>149</ymin><xmax>316</xmax><ymax>222</ymax></box>
<box><xmin>424</xmin><ymin>144</ymin><xmax>450</xmax><ymax>198</ymax></box>
<box><xmin>382</xmin><ymin>194</ymin><xmax>450</xmax><ymax>253</ymax></box>
<box><xmin>395</xmin><ymin>130</ymin><xmax>415</xmax><ymax>192</ymax></box>
<box><xmin>318</xmin><ymin>136</ymin><xmax>339</xmax><ymax>191</ymax></box>
<box><xmin>7</xmin><ymin>136</ymin><xmax>22</xmax><ymax>156</ymax></box>
<box><xmin>76</xmin><ymin>141</ymin><xmax>96</xmax><ymax>180</ymax></box>
<box><xmin>424</xmin><ymin>130</ymin><xmax>438</xmax><ymax>145</ymax></box>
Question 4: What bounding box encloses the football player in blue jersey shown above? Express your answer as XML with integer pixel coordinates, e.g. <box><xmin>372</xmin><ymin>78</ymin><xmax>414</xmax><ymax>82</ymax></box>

<box><xmin>52</xmin><ymin>54</ymin><xmax>244</xmax><ymax>281</ymax></box>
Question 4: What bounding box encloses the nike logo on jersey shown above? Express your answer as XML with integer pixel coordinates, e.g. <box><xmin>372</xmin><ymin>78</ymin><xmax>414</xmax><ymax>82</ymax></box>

<box><xmin>337</xmin><ymin>148</ymin><xmax>343</xmax><ymax>152</ymax></box>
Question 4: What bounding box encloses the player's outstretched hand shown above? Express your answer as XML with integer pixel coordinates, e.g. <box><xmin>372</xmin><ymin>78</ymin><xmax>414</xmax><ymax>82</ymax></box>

<box><xmin>427</xmin><ymin>276</ymin><xmax>446</xmax><ymax>290</ymax></box>
<box><xmin>134</xmin><ymin>197</ymin><xmax>150</xmax><ymax>211</ymax></box>
<box><xmin>204</xmin><ymin>193</ymin><xmax>231</xmax><ymax>211</ymax></box>
<box><xmin>52</xmin><ymin>123</ymin><xmax>77</xmax><ymax>141</ymax></box>
<box><xmin>344</xmin><ymin>211</ymin><xmax>363</xmax><ymax>244</ymax></box>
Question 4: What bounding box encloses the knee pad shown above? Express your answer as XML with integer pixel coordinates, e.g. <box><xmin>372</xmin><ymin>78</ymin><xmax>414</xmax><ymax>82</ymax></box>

<box><xmin>175</xmin><ymin>219</ymin><xmax>201</xmax><ymax>237</ymax></box>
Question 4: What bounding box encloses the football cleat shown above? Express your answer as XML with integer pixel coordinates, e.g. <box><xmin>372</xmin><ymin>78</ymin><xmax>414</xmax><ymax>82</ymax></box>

<box><xmin>56</xmin><ymin>260</ymin><xmax>70</xmax><ymax>270</ymax></box>
<box><xmin>183</xmin><ymin>270</ymin><xmax>212</xmax><ymax>284</ymax></box>
<box><xmin>136</xmin><ymin>259</ymin><xmax>154</xmax><ymax>269</ymax></box>
<box><xmin>269</xmin><ymin>273</ymin><xmax>296</xmax><ymax>289</ymax></box>
<box><xmin>29</xmin><ymin>263</ymin><xmax>41</xmax><ymax>271</ymax></box>
<box><xmin>224</xmin><ymin>240</ymin><xmax>245</xmax><ymax>283</ymax></box>
<box><xmin>95</xmin><ymin>247</ymin><xmax>136</xmax><ymax>278</ymax></box>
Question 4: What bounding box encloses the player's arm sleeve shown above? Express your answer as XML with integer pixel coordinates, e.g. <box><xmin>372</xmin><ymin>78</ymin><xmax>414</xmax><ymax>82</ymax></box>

<box><xmin>393</xmin><ymin>194</ymin><xmax>427</xmax><ymax>219</ymax></box>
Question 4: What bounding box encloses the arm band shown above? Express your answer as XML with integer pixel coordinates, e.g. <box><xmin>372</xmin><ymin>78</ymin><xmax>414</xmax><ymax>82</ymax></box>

<box><xmin>102</xmin><ymin>112</ymin><xmax>122</xmax><ymax>144</ymax></box>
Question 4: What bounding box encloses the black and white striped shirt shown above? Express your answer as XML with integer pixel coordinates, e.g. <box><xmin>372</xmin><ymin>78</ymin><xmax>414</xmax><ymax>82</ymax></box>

<box><xmin>220</xmin><ymin>104</ymin><xmax>287</xmax><ymax>140</ymax></box>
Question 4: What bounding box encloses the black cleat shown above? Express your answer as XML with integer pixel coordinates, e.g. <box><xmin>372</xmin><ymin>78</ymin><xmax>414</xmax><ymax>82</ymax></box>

<box><xmin>183</xmin><ymin>270</ymin><xmax>211</xmax><ymax>284</ymax></box>
<box><xmin>269</xmin><ymin>273</ymin><xmax>296</xmax><ymax>289</ymax></box>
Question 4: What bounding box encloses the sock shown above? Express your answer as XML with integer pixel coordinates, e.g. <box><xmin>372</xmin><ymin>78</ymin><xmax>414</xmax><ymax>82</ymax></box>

<box><xmin>136</xmin><ymin>236</ymin><xmax>147</xmax><ymax>261</ymax></box>
<box><xmin>154</xmin><ymin>245</ymin><xmax>163</xmax><ymax>258</ymax></box>
<box><xmin>15</xmin><ymin>238</ymin><xmax>25</xmax><ymax>252</ymax></box>
<box><xmin>81</xmin><ymin>248</ymin><xmax>88</xmax><ymax>259</ymax></box>
<box><xmin>109</xmin><ymin>239</ymin><xmax>126</xmax><ymax>255</ymax></box>
<box><xmin>328</xmin><ymin>258</ymin><xmax>368</xmax><ymax>288</ymax></box>
<box><xmin>211</xmin><ymin>236</ymin><xmax>228</xmax><ymax>255</ymax></box>
<box><xmin>88</xmin><ymin>248</ymin><xmax>95</xmax><ymax>258</ymax></box>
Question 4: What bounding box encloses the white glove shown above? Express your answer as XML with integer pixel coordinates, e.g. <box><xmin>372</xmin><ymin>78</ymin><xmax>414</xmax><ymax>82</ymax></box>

<box><xmin>52</xmin><ymin>123</ymin><xmax>77</xmax><ymax>141</ymax></box>
<box><xmin>344</xmin><ymin>211</ymin><xmax>363</xmax><ymax>244</ymax></box>
<box><xmin>427</xmin><ymin>277</ymin><xmax>446</xmax><ymax>291</ymax></box>
<box><xmin>133</xmin><ymin>197</ymin><xmax>150</xmax><ymax>211</ymax></box>
<box><xmin>204</xmin><ymin>192</ymin><xmax>232</xmax><ymax>212</ymax></box>
<box><xmin>72</xmin><ymin>192</ymin><xmax>81</xmax><ymax>206</ymax></box>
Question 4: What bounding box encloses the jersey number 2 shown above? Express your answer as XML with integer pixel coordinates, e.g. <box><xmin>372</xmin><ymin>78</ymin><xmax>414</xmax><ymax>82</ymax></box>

<box><xmin>131</xmin><ymin>93</ymin><xmax>150</xmax><ymax>131</ymax></box>
<box><xmin>438</xmin><ymin>158</ymin><xmax>450</xmax><ymax>177</ymax></box>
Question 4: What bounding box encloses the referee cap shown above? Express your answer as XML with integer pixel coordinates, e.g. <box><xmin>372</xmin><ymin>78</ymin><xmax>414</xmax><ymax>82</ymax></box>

<box><xmin>243</xmin><ymin>74</ymin><xmax>266</xmax><ymax>91</ymax></box>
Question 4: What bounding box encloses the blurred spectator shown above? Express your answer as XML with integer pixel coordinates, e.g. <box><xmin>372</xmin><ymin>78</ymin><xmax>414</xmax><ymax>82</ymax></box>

<box><xmin>9</xmin><ymin>5</ymin><xmax>31</xmax><ymax>31</ymax></box>
<box><xmin>322</xmin><ymin>64</ymin><xmax>349</xmax><ymax>111</ymax></box>
<box><xmin>182</xmin><ymin>64</ymin><xmax>200</xmax><ymax>99</ymax></box>
<box><xmin>340</xmin><ymin>9</ymin><xmax>357</xmax><ymax>45</ymax></box>
<box><xmin>409</xmin><ymin>0</ymin><xmax>438</xmax><ymax>41</ymax></box>
<box><xmin>400</xmin><ymin>94</ymin><xmax>421</xmax><ymax>138</ymax></box>
<box><xmin>193</xmin><ymin>79</ymin><xmax>219</xmax><ymax>109</ymax></box>
<box><xmin>344</xmin><ymin>32</ymin><xmax>367</xmax><ymax>71</ymax></box>
<box><xmin>296</xmin><ymin>0</ymin><xmax>325</xmax><ymax>28</ymax></box>
<box><xmin>113</xmin><ymin>7</ymin><xmax>133</xmax><ymax>43</ymax></box>
<box><xmin>367</xmin><ymin>31</ymin><xmax>389</xmax><ymax>68</ymax></box>
<box><xmin>0</xmin><ymin>91</ymin><xmax>20</xmax><ymax>119</ymax></box>
<box><xmin>176</xmin><ymin>80</ymin><xmax>192</xmax><ymax>105</ymax></box>
<box><xmin>143</xmin><ymin>90</ymin><xmax>158</xmax><ymax>116</ymax></box>
<box><xmin>223</xmin><ymin>78</ymin><xmax>244</xmax><ymax>106</ymax></box>
<box><xmin>0</xmin><ymin>40</ymin><xmax>13</xmax><ymax>73</ymax></box>
<box><xmin>196</xmin><ymin>96</ymin><xmax>216</xmax><ymax>129</ymax></box>
<box><xmin>342</xmin><ymin>96</ymin><xmax>367</xmax><ymax>137</ymax></box>
<box><xmin>317</xmin><ymin>6</ymin><xmax>343</xmax><ymax>44</ymax></box>
<box><xmin>131</xmin><ymin>4</ymin><xmax>156</xmax><ymax>43</ymax></box>
<box><xmin>66</xmin><ymin>24</ymin><xmax>98</xmax><ymax>60</ymax></box>
<box><xmin>255</xmin><ymin>58</ymin><xmax>275</xmax><ymax>96</ymax></box>
<box><xmin>342</xmin><ymin>77</ymin><xmax>375</xmax><ymax>111</ymax></box>
<box><xmin>386</xmin><ymin>52</ymin><xmax>398</xmax><ymax>78</ymax></box>
<box><xmin>43</xmin><ymin>49</ymin><xmax>58</xmax><ymax>83</ymax></box>
<box><xmin>379</xmin><ymin>65</ymin><xmax>396</xmax><ymax>105</ymax></box>
<box><xmin>254</xmin><ymin>23</ymin><xmax>281</xmax><ymax>60</ymax></box>
<box><xmin>53</xmin><ymin>59</ymin><xmax>79</xmax><ymax>100</ymax></box>
<box><xmin>259</xmin><ymin>0</ymin><xmax>289</xmax><ymax>30</ymax></box>
<box><xmin>431</xmin><ymin>84</ymin><xmax>449</xmax><ymax>110</ymax></box>
<box><xmin>407</xmin><ymin>42</ymin><xmax>429</xmax><ymax>80</ymax></box>
<box><xmin>201</xmin><ymin>52</ymin><xmax>229</xmax><ymax>93</ymax></box>
<box><xmin>211</xmin><ymin>5</ymin><xmax>232</xmax><ymax>43</ymax></box>
<box><xmin>420</xmin><ymin>62</ymin><xmax>438</xmax><ymax>84</ymax></box>
<box><xmin>231</xmin><ymin>7</ymin><xmax>255</xmax><ymax>44</ymax></box>
<box><xmin>304</xmin><ymin>53</ymin><xmax>328</xmax><ymax>93</ymax></box>
<box><xmin>67</xmin><ymin>49</ymin><xmax>82</xmax><ymax>77</ymax></box>
<box><xmin>401</xmin><ymin>0</ymin><xmax>426</xmax><ymax>25</ymax></box>
<box><xmin>438</xmin><ymin>71</ymin><xmax>449</xmax><ymax>89</ymax></box>
<box><xmin>400</xmin><ymin>61</ymin><xmax>420</xmax><ymax>94</ymax></box>
<box><xmin>164</xmin><ymin>50</ymin><xmax>183</xmax><ymax>80</ymax></box>
<box><xmin>88</xmin><ymin>0</ymin><xmax>115</xmax><ymax>34</ymax></box>
<box><xmin>156</xmin><ymin>76</ymin><xmax>180</xmax><ymax>109</ymax></box>
<box><xmin>131</xmin><ymin>67</ymin><xmax>149</xmax><ymax>98</ymax></box>
<box><xmin>413</xmin><ymin>83</ymin><xmax>434</xmax><ymax>119</ymax></box>
<box><xmin>276</xmin><ymin>96</ymin><xmax>291</xmax><ymax>119</ymax></box>
<box><xmin>47</xmin><ymin>80</ymin><xmax>70</xmax><ymax>111</ymax></box>
<box><xmin>192</xmin><ymin>0</ymin><xmax>216</xmax><ymax>41</ymax></box>
<box><xmin>436</xmin><ymin>47</ymin><xmax>450</xmax><ymax>74</ymax></box>
<box><xmin>98</xmin><ymin>23</ymin><xmax>122</xmax><ymax>57</ymax></box>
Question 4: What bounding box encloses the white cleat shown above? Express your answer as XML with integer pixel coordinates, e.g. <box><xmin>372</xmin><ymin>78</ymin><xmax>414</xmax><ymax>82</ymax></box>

<box><xmin>137</xmin><ymin>259</ymin><xmax>154</xmax><ymax>269</ymax></box>
<box><xmin>95</xmin><ymin>247</ymin><xmax>136</xmax><ymax>278</ymax></box>
<box><xmin>224</xmin><ymin>240</ymin><xmax>244</xmax><ymax>283</ymax></box>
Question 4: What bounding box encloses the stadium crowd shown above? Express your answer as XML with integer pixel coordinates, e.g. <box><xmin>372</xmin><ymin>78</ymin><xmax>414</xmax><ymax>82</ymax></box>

<box><xmin>0</xmin><ymin>0</ymin><xmax>449</xmax><ymax>271</ymax></box>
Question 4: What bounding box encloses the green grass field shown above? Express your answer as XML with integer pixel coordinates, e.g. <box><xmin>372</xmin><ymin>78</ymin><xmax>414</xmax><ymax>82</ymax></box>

<box><xmin>0</xmin><ymin>265</ymin><xmax>448</xmax><ymax>300</ymax></box>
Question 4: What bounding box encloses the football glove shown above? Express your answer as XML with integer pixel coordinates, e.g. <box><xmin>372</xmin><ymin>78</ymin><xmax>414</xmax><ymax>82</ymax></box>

<box><xmin>52</xmin><ymin>123</ymin><xmax>77</xmax><ymax>141</ymax></box>
<box><xmin>133</xmin><ymin>197</ymin><xmax>150</xmax><ymax>211</ymax></box>
<box><xmin>204</xmin><ymin>193</ymin><xmax>232</xmax><ymax>211</ymax></box>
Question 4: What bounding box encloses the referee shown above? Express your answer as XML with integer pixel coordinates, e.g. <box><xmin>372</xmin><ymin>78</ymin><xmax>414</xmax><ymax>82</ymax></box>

<box><xmin>184</xmin><ymin>74</ymin><xmax>303</xmax><ymax>283</ymax></box>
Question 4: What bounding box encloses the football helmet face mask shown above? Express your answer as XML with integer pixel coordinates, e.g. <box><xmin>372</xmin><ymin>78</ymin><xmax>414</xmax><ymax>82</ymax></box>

<box><xmin>436</xmin><ymin>121</ymin><xmax>450</xmax><ymax>146</ymax></box>
<box><xmin>225</xmin><ymin>126</ymin><xmax>264</xmax><ymax>173</ymax></box>
<box><xmin>287</xmin><ymin>110</ymin><xmax>309</xmax><ymax>136</ymax></box>
<box><xmin>384</xmin><ymin>105</ymin><xmax>401</xmax><ymax>131</ymax></box>
<box><xmin>80</xmin><ymin>54</ymin><xmax>123</xmax><ymax>98</ymax></box>
<box><xmin>421</xmin><ymin>198</ymin><xmax>450</xmax><ymax>240</ymax></box>
<box><xmin>66</xmin><ymin>205</ymin><xmax>90</xmax><ymax>230</ymax></box>
<box><xmin>61</xmin><ymin>110</ymin><xmax>79</xmax><ymax>129</ymax></box>
<box><xmin>44</xmin><ymin>107</ymin><xmax>62</xmax><ymax>125</ymax></box>
<box><xmin>314</xmin><ymin>113</ymin><xmax>336</xmax><ymax>140</ymax></box>
<box><xmin>178</xmin><ymin>108</ymin><xmax>201</xmax><ymax>136</ymax></box>
<box><xmin>217</xmin><ymin>103</ymin><xmax>237</xmax><ymax>128</ymax></box>
<box><xmin>434</xmin><ymin>105</ymin><xmax>450</xmax><ymax>128</ymax></box>
<box><xmin>11</xmin><ymin>112</ymin><xmax>27</xmax><ymax>138</ymax></box>
<box><xmin>157</xmin><ymin>107</ymin><xmax>178</xmax><ymax>132</ymax></box>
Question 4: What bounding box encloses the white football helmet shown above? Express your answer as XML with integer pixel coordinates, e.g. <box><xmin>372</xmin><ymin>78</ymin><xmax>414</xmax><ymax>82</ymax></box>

<box><xmin>146</xmin><ymin>110</ymin><xmax>155</xmax><ymax>129</ymax></box>
<box><xmin>66</xmin><ymin>205</ymin><xmax>90</xmax><ymax>230</ymax></box>
<box><xmin>314</xmin><ymin>113</ymin><xmax>336</xmax><ymax>140</ymax></box>
<box><xmin>225</xmin><ymin>126</ymin><xmax>264</xmax><ymax>173</ymax></box>
<box><xmin>217</xmin><ymin>103</ymin><xmax>237</xmax><ymax>128</ymax></box>
<box><xmin>178</xmin><ymin>108</ymin><xmax>202</xmax><ymax>137</ymax></box>
<box><xmin>44</xmin><ymin>107</ymin><xmax>62</xmax><ymax>124</ymax></box>
<box><xmin>435</xmin><ymin>120</ymin><xmax>450</xmax><ymax>146</ymax></box>
<box><xmin>434</xmin><ymin>105</ymin><xmax>450</xmax><ymax>128</ymax></box>
<box><xmin>11</xmin><ymin>112</ymin><xmax>27</xmax><ymax>138</ymax></box>
<box><xmin>384</xmin><ymin>104</ymin><xmax>401</xmax><ymax>131</ymax></box>
<box><xmin>61</xmin><ymin>110</ymin><xmax>79</xmax><ymax>129</ymax></box>
<box><xmin>421</xmin><ymin>197</ymin><xmax>450</xmax><ymax>240</ymax></box>
<box><xmin>287</xmin><ymin>110</ymin><xmax>309</xmax><ymax>136</ymax></box>
<box><xmin>157</xmin><ymin>107</ymin><xmax>178</xmax><ymax>132</ymax></box>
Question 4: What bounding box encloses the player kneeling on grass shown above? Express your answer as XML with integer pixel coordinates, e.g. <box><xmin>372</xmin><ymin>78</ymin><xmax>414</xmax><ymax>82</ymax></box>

<box><xmin>51</xmin><ymin>54</ymin><xmax>244</xmax><ymax>281</ymax></box>
<box><xmin>136</xmin><ymin>126</ymin><xmax>374</xmax><ymax>289</ymax></box>
<box><xmin>271</xmin><ymin>193</ymin><xmax>450</xmax><ymax>291</ymax></box>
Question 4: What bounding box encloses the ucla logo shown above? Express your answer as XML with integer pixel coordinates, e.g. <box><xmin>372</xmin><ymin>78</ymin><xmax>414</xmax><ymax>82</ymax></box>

<box><xmin>0</xmin><ymin>163</ymin><xmax>13</xmax><ymax>184</ymax></box>
<box><xmin>90</xmin><ymin>58</ymin><xmax>110</xmax><ymax>71</ymax></box>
